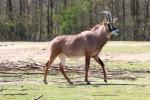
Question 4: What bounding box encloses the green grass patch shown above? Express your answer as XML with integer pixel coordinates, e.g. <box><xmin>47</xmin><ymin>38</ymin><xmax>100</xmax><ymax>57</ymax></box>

<box><xmin>106</xmin><ymin>60</ymin><xmax>150</xmax><ymax>70</ymax></box>
<box><xmin>103</xmin><ymin>45</ymin><xmax>150</xmax><ymax>53</ymax></box>
<box><xmin>0</xmin><ymin>60</ymin><xmax>150</xmax><ymax>100</ymax></box>
<box><xmin>0</xmin><ymin>80</ymin><xmax>150</xmax><ymax>100</ymax></box>
<box><xmin>103</xmin><ymin>41</ymin><xmax>150</xmax><ymax>53</ymax></box>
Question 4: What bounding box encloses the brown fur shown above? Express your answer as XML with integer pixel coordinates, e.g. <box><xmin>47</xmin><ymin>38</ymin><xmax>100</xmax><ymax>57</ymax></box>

<box><xmin>43</xmin><ymin>21</ymin><xmax>113</xmax><ymax>84</ymax></box>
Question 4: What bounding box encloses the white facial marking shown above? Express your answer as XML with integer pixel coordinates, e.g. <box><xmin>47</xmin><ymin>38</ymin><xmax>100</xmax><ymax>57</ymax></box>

<box><xmin>111</xmin><ymin>30</ymin><xmax>119</xmax><ymax>35</ymax></box>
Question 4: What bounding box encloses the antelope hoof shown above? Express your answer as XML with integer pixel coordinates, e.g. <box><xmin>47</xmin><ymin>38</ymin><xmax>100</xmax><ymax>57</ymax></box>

<box><xmin>86</xmin><ymin>81</ymin><xmax>91</xmax><ymax>85</ymax></box>
<box><xmin>104</xmin><ymin>79</ymin><xmax>107</xmax><ymax>83</ymax></box>
<box><xmin>43</xmin><ymin>80</ymin><xmax>48</xmax><ymax>84</ymax></box>
<box><xmin>69</xmin><ymin>81</ymin><xmax>73</xmax><ymax>84</ymax></box>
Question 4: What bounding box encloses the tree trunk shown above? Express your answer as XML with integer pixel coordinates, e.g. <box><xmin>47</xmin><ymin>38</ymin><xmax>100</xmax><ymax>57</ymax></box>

<box><xmin>88</xmin><ymin>0</ymin><xmax>93</xmax><ymax>27</ymax></box>
<box><xmin>7</xmin><ymin>0</ymin><xmax>13</xmax><ymax>21</ymax></box>
<box><xmin>122</xmin><ymin>0</ymin><xmax>126</xmax><ymax>38</ymax></box>
<box><xmin>130</xmin><ymin>0</ymin><xmax>140</xmax><ymax>40</ymax></box>
<box><xmin>63</xmin><ymin>0</ymin><xmax>68</xmax><ymax>7</ymax></box>
<box><xmin>39</xmin><ymin>0</ymin><xmax>43</xmax><ymax>41</ymax></box>
<box><xmin>143</xmin><ymin>0</ymin><xmax>150</xmax><ymax>40</ymax></box>
<box><xmin>47</xmin><ymin>0</ymin><xmax>53</xmax><ymax>38</ymax></box>
<box><xmin>20</xmin><ymin>0</ymin><xmax>23</xmax><ymax>15</ymax></box>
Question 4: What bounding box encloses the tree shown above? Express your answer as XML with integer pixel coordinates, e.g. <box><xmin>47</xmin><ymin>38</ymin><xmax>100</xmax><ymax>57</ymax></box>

<box><xmin>143</xmin><ymin>0</ymin><xmax>150</xmax><ymax>40</ymax></box>
<box><xmin>39</xmin><ymin>0</ymin><xmax>44</xmax><ymax>41</ymax></box>
<box><xmin>130</xmin><ymin>0</ymin><xmax>140</xmax><ymax>40</ymax></box>
<box><xmin>6</xmin><ymin>0</ymin><xmax>13</xmax><ymax>21</ymax></box>
<box><xmin>0</xmin><ymin>0</ymin><xmax>150</xmax><ymax>41</ymax></box>
<box><xmin>47</xmin><ymin>0</ymin><xmax>53</xmax><ymax>38</ymax></box>
<box><xmin>122</xmin><ymin>0</ymin><xmax>126</xmax><ymax>40</ymax></box>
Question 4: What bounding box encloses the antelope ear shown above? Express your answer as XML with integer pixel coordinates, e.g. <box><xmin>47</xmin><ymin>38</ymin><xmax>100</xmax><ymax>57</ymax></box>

<box><xmin>113</xmin><ymin>17</ymin><xmax>118</xmax><ymax>24</ymax></box>
<box><xmin>102</xmin><ymin>18</ymin><xmax>109</xmax><ymax>26</ymax></box>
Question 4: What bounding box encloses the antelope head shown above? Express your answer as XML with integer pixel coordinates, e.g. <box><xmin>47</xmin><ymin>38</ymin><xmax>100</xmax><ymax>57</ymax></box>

<box><xmin>101</xmin><ymin>11</ymin><xmax>119</xmax><ymax>36</ymax></box>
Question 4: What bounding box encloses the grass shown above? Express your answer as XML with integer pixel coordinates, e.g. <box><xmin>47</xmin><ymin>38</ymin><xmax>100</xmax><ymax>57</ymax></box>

<box><xmin>65</xmin><ymin>60</ymin><xmax>150</xmax><ymax>71</ymax></box>
<box><xmin>0</xmin><ymin>76</ymin><xmax>150</xmax><ymax>100</ymax></box>
<box><xmin>106</xmin><ymin>60</ymin><xmax>150</xmax><ymax>70</ymax></box>
<box><xmin>0</xmin><ymin>41</ymin><xmax>150</xmax><ymax>100</ymax></box>
<box><xmin>0</xmin><ymin>60</ymin><xmax>150</xmax><ymax>100</ymax></box>
<box><xmin>103</xmin><ymin>41</ymin><xmax>150</xmax><ymax>53</ymax></box>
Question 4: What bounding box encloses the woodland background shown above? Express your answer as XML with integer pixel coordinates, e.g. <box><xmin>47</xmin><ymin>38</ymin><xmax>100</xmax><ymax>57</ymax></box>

<box><xmin>0</xmin><ymin>0</ymin><xmax>149</xmax><ymax>41</ymax></box>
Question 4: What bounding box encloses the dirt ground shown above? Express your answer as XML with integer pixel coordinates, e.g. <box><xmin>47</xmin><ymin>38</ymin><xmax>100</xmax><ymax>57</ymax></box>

<box><xmin>0</xmin><ymin>41</ymin><xmax>150</xmax><ymax>86</ymax></box>
<box><xmin>0</xmin><ymin>42</ymin><xmax>150</xmax><ymax>63</ymax></box>
<box><xmin>0</xmin><ymin>42</ymin><xmax>150</xmax><ymax>100</ymax></box>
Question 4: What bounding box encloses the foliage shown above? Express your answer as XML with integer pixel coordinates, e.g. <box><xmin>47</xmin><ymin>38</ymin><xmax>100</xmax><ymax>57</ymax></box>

<box><xmin>59</xmin><ymin>0</ymin><xmax>90</xmax><ymax>34</ymax></box>
<box><xmin>0</xmin><ymin>20</ymin><xmax>28</xmax><ymax>41</ymax></box>
<box><xmin>15</xmin><ymin>22</ymin><xmax>27</xmax><ymax>40</ymax></box>
<box><xmin>0</xmin><ymin>80</ymin><xmax>150</xmax><ymax>100</ymax></box>
<box><xmin>0</xmin><ymin>0</ymin><xmax>149</xmax><ymax>41</ymax></box>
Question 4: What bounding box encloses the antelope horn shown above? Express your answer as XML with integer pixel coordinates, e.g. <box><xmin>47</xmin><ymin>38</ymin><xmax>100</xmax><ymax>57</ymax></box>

<box><xmin>101</xmin><ymin>11</ymin><xmax>113</xmax><ymax>23</ymax></box>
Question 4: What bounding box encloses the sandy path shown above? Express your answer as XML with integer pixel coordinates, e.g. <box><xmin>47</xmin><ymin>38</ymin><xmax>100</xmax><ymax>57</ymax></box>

<box><xmin>0</xmin><ymin>42</ymin><xmax>150</xmax><ymax>63</ymax></box>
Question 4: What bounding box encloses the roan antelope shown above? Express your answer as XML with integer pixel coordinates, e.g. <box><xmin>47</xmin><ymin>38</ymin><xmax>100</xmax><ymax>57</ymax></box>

<box><xmin>43</xmin><ymin>11</ymin><xmax>119</xmax><ymax>84</ymax></box>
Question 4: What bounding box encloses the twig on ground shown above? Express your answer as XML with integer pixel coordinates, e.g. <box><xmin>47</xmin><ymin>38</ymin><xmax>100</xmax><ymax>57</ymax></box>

<box><xmin>33</xmin><ymin>95</ymin><xmax>43</xmax><ymax>100</ymax></box>
<box><xmin>0</xmin><ymin>71</ymin><xmax>43</xmax><ymax>74</ymax></box>
<box><xmin>92</xmin><ymin>94</ymin><xmax>118</xmax><ymax>96</ymax></box>
<box><xmin>27</xmin><ymin>58</ymin><xmax>44</xmax><ymax>66</ymax></box>
<box><xmin>0</xmin><ymin>93</ymin><xmax>28</xmax><ymax>95</ymax></box>
<box><xmin>0</xmin><ymin>88</ymin><xmax>4</xmax><ymax>92</ymax></box>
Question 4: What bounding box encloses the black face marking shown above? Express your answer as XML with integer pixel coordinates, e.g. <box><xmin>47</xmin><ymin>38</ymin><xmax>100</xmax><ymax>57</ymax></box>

<box><xmin>108</xmin><ymin>23</ymin><xmax>117</xmax><ymax>32</ymax></box>
<box><xmin>112</xmin><ymin>27</ymin><xmax>116</xmax><ymax>31</ymax></box>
